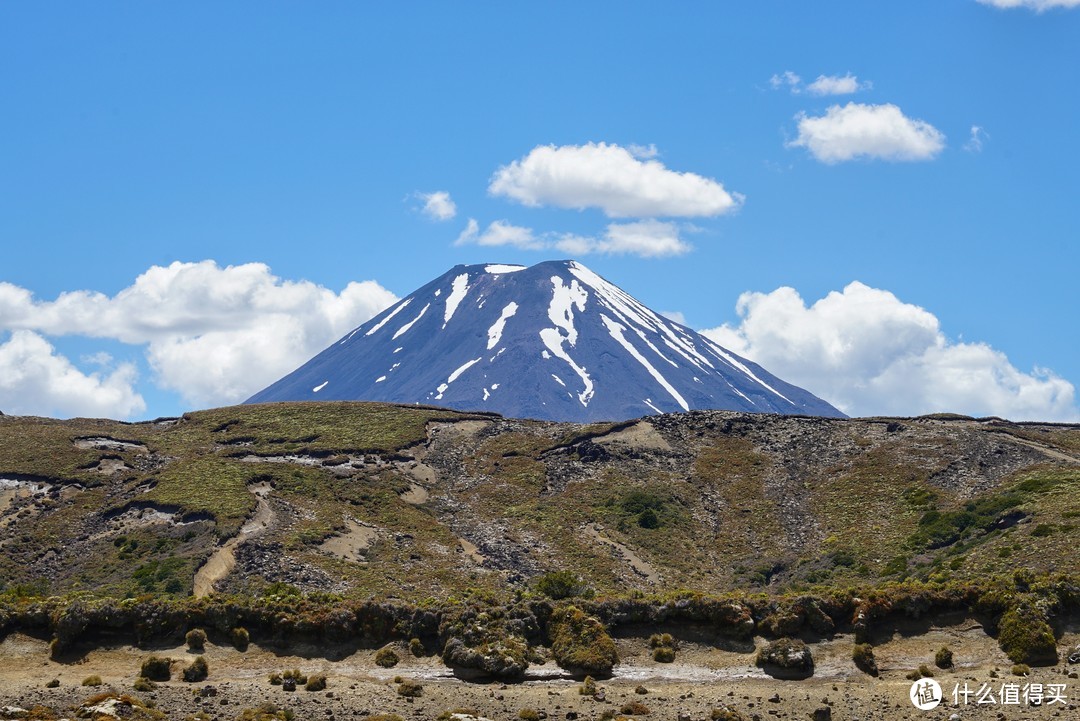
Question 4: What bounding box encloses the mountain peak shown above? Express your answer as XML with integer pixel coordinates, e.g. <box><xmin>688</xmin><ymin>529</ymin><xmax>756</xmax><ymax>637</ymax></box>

<box><xmin>246</xmin><ymin>260</ymin><xmax>844</xmax><ymax>421</ymax></box>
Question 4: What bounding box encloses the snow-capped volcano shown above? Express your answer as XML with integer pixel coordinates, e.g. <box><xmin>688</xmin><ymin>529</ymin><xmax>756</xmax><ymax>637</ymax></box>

<box><xmin>246</xmin><ymin>260</ymin><xmax>844</xmax><ymax>421</ymax></box>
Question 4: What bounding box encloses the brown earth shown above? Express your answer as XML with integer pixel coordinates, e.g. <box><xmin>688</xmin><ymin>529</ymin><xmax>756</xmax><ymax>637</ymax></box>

<box><xmin>1</xmin><ymin>620</ymin><xmax>1077</xmax><ymax>721</ymax></box>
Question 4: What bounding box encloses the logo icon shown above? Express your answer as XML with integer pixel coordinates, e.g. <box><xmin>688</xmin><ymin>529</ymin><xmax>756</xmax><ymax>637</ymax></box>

<box><xmin>910</xmin><ymin>678</ymin><xmax>943</xmax><ymax>710</ymax></box>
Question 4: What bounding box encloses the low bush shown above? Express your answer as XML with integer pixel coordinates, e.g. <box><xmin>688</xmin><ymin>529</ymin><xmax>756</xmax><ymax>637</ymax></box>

<box><xmin>396</xmin><ymin>679</ymin><xmax>422</xmax><ymax>697</ymax></box>
<box><xmin>231</xmin><ymin>626</ymin><xmax>250</xmax><ymax>651</ymax></box>
<box><xmin>652</xmin><ymin>646</ymin><xmax>675</xmax><ymax>663</ymax></box>
<box><xmin>550</xmin><ymin>606</ymin><xmax>618</xmax><ymax>675</ymax></box>
<box><xmin>304</xmin><ymin>674</ymin><xmax>327</xmax><ymax>692</ymax></box>
<box><xmin>133</xmin><ymin>676</ymin><xmax>156</xmax><ymax>692</ymax></box>
<box><xmin>534</xmin><ymin>570</ymin><xmax>592</xmax><ymax>600</ymax></box>
<box><xmin>579</xmin><ymin>675</ymin><xmax>597</xmax><ymax>696</ymax></box>
<box><xmin>620</xmin><ymin>700</ymin><xmax>650</xmax><ymax>715</ymax></box>
<box><xmin>375</xmin><ymin>647</ymin><xmax>399</xmax><ymax>668</ymax></box>
<box><xmin>409</xmin><ymin>637</ymin><xmax>424</xmax><ymax>657</ymax></box>
<box><xmin>851</xmin><ymin>643</ymin><xmax>878</xmax><ymax>676</ymax></box>
<box><xmin>998</xmin><ymin>603</ymin><xmax>1058</xmax><ymax>665</ymax></box>
<box><xmin>518</xmin><ymin>710</ymin><xmax>541</xmax><ymax>721</ymax></box>
<box><xmin>182</xmin><ymin>656</ymin><xmax>209</xmax><ymax>682</ymax></box>
<box><xmin>185</xmin><ymin>628</ymin><xmax>207</xmax><ymax>651</ymax></box>
<box><xmin>935</xmin><ymin>646</ymin><xmax>953</xmax><ymax>669</ymax></box>
<box><xmin>236</xmin><ymin>704</ymin><xmax>296</xmax><ymax>721</ymax></box>
<box><xmin>1012</xmin><ymin>663</ymin><xmax>1030</xmax><ymax>676</ymax></box>
<box><xmin>45</xmin><ymin>679</ymin><xmax>59</xmax><ymax>688</ymax></box>
<box><xmin>82</xmin><ymin>675</ymin><xmax>103</xmax><ymax>686</ymax></box>
<box><xmin>711</xmin><ymin>708</ymin><xmax>746</xmax><ymax>721</ymax></box>
<box><xmin>140</xmin><ymin>656</ymin><xmax>172</xmax><ymax>682</ymax></box>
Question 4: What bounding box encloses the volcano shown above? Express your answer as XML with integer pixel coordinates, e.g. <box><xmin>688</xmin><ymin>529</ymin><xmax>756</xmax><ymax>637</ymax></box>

<box><xmin>246</xmin><ymin>260</ymin><xmax>844</xmax><ymax>421</ymax></box>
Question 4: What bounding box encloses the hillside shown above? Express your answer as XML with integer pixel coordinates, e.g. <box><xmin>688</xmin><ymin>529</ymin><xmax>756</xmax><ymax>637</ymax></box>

<box><xmin>1</xmin><ymin>402</ymin><xmax>1077</xmax><ymax>601</ymax></box>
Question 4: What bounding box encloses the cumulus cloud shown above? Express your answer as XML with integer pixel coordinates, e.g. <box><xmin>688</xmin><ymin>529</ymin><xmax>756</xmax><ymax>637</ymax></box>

<box><xmin>0</xmin><ymin>331</ymin><xmax>145</xmax><ymax>419</ymax></box>
<box><xmin>0</xmin><ymin>261</ymin><xmax>398</xmax><ymax>410</ymax></box>
<box><xmin>488</xmin><ymin>142</ymin><xmax>742</xmax><ymax>218</ymax></box>
<box><xmin>788</xmin><ymin>102</ymin><xmax>946</xmax><ymax>163</ymax></box>
<box><xmin>417</xmin><ymin>190</ymin><xmax>457</xmax><ymax>221</ymax></box>
<box><xmin>701</xmin><ymin>282</ymin><xmax>1077</xmax><ymax>421</ymax></box>
<box><xmin>976</xmin><ymin>0</ymin><xmax>1080</xmax><ymax>9</ymax></box>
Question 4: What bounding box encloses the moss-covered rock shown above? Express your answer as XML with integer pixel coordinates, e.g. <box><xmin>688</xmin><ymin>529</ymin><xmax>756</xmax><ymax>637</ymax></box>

<box><xmin>756</xmin><ymin>637</ymin><xmax>814</xmax><ymax>678</ymax></box>
<box><xmin>997</xmin><ymin>602</ymin><xmax>1058</xmax><ymax>666</ymax></box>
<box><xmin>549</xmin><ymin>605</ymin><xmax>618</xmax><ymax>676</ymax></box>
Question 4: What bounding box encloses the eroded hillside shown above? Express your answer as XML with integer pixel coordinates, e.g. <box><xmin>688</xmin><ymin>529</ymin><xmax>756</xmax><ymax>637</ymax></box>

<box><xmin>0</xmin><ymin>403</ymin><xmax>1077</xmax><ymax>600</ymax></box>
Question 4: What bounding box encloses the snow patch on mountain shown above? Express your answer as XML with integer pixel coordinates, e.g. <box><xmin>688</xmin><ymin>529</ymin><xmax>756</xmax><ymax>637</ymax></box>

<box><xmin>443</xmin><ymin>273</ymin><xmax>470</xmax><ymax>328</ymax></box>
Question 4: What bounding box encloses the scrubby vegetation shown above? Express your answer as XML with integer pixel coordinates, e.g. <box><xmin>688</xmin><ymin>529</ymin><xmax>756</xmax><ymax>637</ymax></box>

<box><xmin>374</xmin><ymin>647</ymin><xmax>400</xmax><ymax>668</ymax></box>
<box><xmin>182</xmin><ymin>655</ymin><xmax>209</xmax><ymax>682</ymax></box>
<box><xmin>851</xmin><ymin>643</ymin><xmax>878</xmax><ymax>676</ymax></box>
<box><xmin>139</xmin><ymin>656</ymin><xmax>172</xmax><ymax>681</ymax></box>
<box><xmin>185</xmin><ymin>627</ymin><xmax>207</xmax><ymax>651</ymax></box>
<box><xmin>935</xmin><ymin>645</ymin><xmax>953</xmax><ymax>669</ymax></box>
<box><xmin>550</xmin><ymin>605</ymin><xmax>619</xmax><ymax>676</ymax></box>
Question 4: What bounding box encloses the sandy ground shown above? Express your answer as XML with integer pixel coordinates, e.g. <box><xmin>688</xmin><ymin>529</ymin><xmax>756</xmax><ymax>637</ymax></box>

<box><xmin>1</xmin><ymin>620</ymin><xmax>1077</xmax><ymax>720</ymax></box>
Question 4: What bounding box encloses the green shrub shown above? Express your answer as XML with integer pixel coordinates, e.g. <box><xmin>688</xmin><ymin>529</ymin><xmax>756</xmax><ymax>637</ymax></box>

<box><xmin>82</xmin><ymin>675</ymin><xmax>103</xmax><ymax>686</ymax></box>
<box><xmin>140</xmin><ymin>656</ymin><xmax>172</xmax><ymax>682</ymax></box>
<box><xmin>919</xmin><ymin>664</ymin><xmax>933</xmax><ymax>678</ymax></box>
<box><xmin>1011</xmin><ymin>663</ymin><xmax>1030</xmax><ymax>676</ymax></box>
<box><xmin>519</xmin><ymin>710</ymin><xmax>541</xmax><ymax>721</ymax></box>
<box><xmin>652</xmin><ymin>646</ymin><xmax>675</xmax><ymax>663</ymax></box>
<box><xmin>534</xmin><ymin>570</ymin><xmax>591</xmax><ymax>600</ymax></box>
<box><xmin>231</xmin><ymin>626</ymin><xmax>250</xmax><ymax>651</ymax></box>
<box><xmin>935</xmin><ymin>646</ymin><xmax>954</xmax><ymax>669</ymax></box>
<box><xmin>396</xmin><ymin>679</ymin><xmax>422</xmax><ymax>697</ymax></box>
<box><xmin>268</xmin><ymin>672</ymin><xmax>283</xmax><ymax>685</ymax></box>
<box><xmin>579</xmin><ymin>675</ymin><xmax>597</xmax><ymax>696</ymax></box>
<box><xmin>550</xmin><ymin>606</ymin><xmax>618</xmax><ymax>675</ymax></box>
<box><xmin>133</xmin><ymin>676</ymin><xmax>156</xmax><ymax>692</ymax></box>
<box><xmin>282</xmin><ymin>669</ymin><xmax>307</xmax><ymax>684</ymax></box>
<box><xmin>648</xmin><ymin>633</ymin><xmax>675</xmax><ymax>649</ymax></box>
<box><xmin>409</xmin><ymin>638</ymin><xmax>424</xmax><ymax>657</ymax></box>
<box><xmin>182</xmin><ymin>656</ymin><xmax>209</xmax><ymax>682</ymax></box>
<box><xmin>1032</xmin><ymin>524</ymin><xmax>1055</xmax><ymax>537</ymax></box>
<box><xmin>637</xmin><ymin>508</ymin><xmax>660</xmax><ymax>528</ymax></box>
<box><xmin>45</xmin><ymin>679</ymin><xmax>59</xmax><ymax>688</ymax></box>
<box><xmin>851</xmin><ymin>643</ymin><xmax>878</xmax><ymax>676</ymax></box>
<box><xmin>375</xmin><ymin>647</ymin><xmax>399</xmax><ymax>668</ymax></box>
<box><xmin>304</xmin><ymin>674</ymin><xmax>327</xmax><ymax>692</ymax></box>
<box><xmin>998</xmin><ymin>604</ymin><xmax>1058</xmax><ymax>665</ymax></box>
<box><xmin>186</xmin><ymin>628</ymin><xmax>207</xmax><ymax>651</ymax></box>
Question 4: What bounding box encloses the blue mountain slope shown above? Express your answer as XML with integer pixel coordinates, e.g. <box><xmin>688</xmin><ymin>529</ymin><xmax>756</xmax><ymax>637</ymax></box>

<box><xmin>246</xmin><ymin>260</ymin><xmax>845</xmax><ymax>421</ymax></box>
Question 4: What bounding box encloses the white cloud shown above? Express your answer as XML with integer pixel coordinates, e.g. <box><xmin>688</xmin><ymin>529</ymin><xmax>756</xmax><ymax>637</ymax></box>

<box><xmin>0</xmin><ymin>261</ymin><xmax>398</xmax><ymax>410</ymax></box>
<box><xmin>456</xmin><ymin>219</ymin><xmax>690</xmax><ymax>258</ymax></box>
<box><xmin>976</xmin><ymin>0</ymin><xmax>1080</xmax><ymax>10</ymax></box>
<box><xmin>701</xmin><ymin>282</ymin><xmax>1077</xmax><ymax>422</ymax></box>
<box><xmin>0</xmin><ymin>331</ymin><xmax>145</xmax><ymax>419</ymax></box>
<box><xmin>488</xmin><ymin>142</ymin><xmax>742</xmax><ymax>218</ymax></box>
<box><xmin>454</xmin><ymin>218</ymin><xmax>543</xmax><ymax>249</ymax></box>
<box><xmin>788</xmin><ymin>102</ymin><xmax>946</xmax><ymax>163</ymax></box>
<box><xmin>417</xmin><ymin>190</ymin><xmax>457</xmax><ymax>221</ymax></box>
<box><xmin>771</xmin><ymin>71</ymin><xmax>869</xmax><ymax>96</ymax></box>
<box><xmin>555</xmin><ymin>220</ymin><xmax>690</xmax><ymax>258</ymax></box>
<box><xmin>806</xmin><ymin>73</ymin><xmax>870</xmax><ymax>96</ymax></box>
<box><xmin>660</xmin><ymin>310</ymin><xmax>687</xmax><ymax>325</ymax></box>
<box><xmin>770</xmin><ymin>71</ymin><xmax>802</xmax><ymax>91</ymax></box>
<box><xmin>964</xmin><ymin>125</ymin><xmax>989</xmax><ymax>153</ymax></box>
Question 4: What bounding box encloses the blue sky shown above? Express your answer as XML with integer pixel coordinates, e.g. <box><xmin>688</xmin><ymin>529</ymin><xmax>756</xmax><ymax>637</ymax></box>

<box><xmin>1</xmin><ymin>1</ymin><xmax>1077</xmax><ymax>421</ymax></box>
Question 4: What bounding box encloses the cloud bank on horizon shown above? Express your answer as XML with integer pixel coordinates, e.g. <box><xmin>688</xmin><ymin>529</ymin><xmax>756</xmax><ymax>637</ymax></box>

<box><xmin>0</xmin><ymin>262</ymin><xmax>1075</xmax><ymax>423</ymax></box>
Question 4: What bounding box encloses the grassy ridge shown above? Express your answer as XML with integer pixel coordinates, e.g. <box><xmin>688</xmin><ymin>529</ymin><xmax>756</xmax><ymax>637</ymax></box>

<box><xmin>0</xmin><ymin>403</ymin><xmax>1077</xmax><ymax>603</ymax></box>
